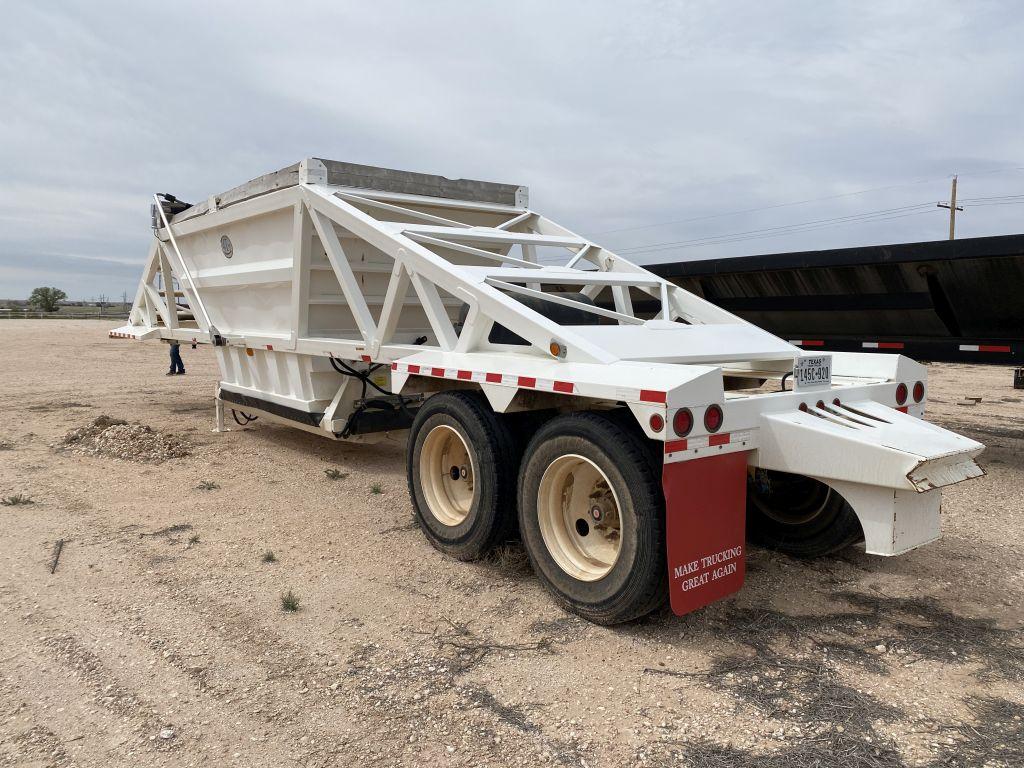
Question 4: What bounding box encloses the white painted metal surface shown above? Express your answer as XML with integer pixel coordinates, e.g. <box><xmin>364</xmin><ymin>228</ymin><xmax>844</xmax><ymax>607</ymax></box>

<box><xmin>113</xmin><ymin>158</ymin><xmax>986</xmax><ymax>557</ymax></box>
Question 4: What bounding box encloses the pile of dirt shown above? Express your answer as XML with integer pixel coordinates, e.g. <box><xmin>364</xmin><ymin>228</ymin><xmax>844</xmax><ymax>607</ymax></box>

<box><xmin>58</xmin><ymin>415</ymin><xmax>191</xmax><ymax>463</ymax></box>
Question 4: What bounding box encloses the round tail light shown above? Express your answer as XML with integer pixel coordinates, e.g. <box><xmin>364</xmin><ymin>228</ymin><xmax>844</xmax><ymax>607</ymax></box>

<box><xmin>816</xmin><ymin>400</ymin><xmax>825</xmax><ymax>409</ymax></box>
<box><xmin>673</xmin><ymin>408</ymin><xmax>693</xmax><ymax>437</ymax></box>
<box><xmin>704</xmin><ymin>404</ymin><xmax>724</xmax><ymax>433</ymax></box>
<box><xmin>832</xmin><ymin>398</ymin><xmax>841</xmax><ymax>406</ymax></box>
<box><xmin>895</xmin><ymin>383</ymin><xmax>908</xmax><ymax>405</ymax></box>
<box><xmin>913</xmin><ymin>381</ymin><xmax>925</xmax><ymax>402</ymax></box>
<box><xmin>798</xmin><ymin>402</ymin><xmax>809</xmax><ymax>412</ymax></box>
<box><xmin>649</xmin><ymin>413</ymin><xmax>665</xmax><ymax>433</ymax></box>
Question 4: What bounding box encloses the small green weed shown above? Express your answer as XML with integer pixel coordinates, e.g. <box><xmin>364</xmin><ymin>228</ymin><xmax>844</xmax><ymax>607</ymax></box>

<box><xmin>261</xmin><ymin>550</ymin><xmax>277</xmax><ymax>563</ymax></box>
<box><xmin>195</xmin><ymin>480</ymin><xmax>220</xmax><ymax>491</ymax></box>
<box><xmin>370</xmin><ymin>483</ymin><xmax>383</xmax><ymax>494</ymax></box>
<box><xmin>324</xmin><ymin>468</ymin><xmax>348</xmax><ymax>480</ymax></box>
<box><xmin>1</xmin><ymin>494</ymin><xmax>34</xmax><ymax>506</ymax></box>
<box><xmin>281</xmin><ymin>589</ymin><xmax>300</xmax><ymax>612</ymax></box>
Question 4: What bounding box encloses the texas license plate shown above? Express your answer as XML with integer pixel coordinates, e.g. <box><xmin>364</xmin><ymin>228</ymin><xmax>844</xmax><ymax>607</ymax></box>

<box><xmin>794</xmin><ymin>355</ymin><xmax>832</xmax><ymax>391</ymax></box>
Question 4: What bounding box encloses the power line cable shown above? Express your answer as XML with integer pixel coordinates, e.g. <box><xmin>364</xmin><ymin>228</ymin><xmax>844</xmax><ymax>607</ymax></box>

<box><xmin>628</xmin><ymin>209</ymin><xmax>939</xmax><ymax>256</ymax></box>
<box><xmin>587</xmin><ymin>177</ymin><xmax>947</xmax><ymax>237</ymax></box>
<box><xmin>960</xmin><ymin>200</ymin><xmax>1024</xmax><ymax>207</ymax></box>
<box><xmin>589</xmin><ymin>165</ymin><xmax>1024</xmax><ymax>239</ymax></box>
<box><xmin>616</xmin><ymin>202</ymin><xmax>937</xmax><ymax>255</ymax></box>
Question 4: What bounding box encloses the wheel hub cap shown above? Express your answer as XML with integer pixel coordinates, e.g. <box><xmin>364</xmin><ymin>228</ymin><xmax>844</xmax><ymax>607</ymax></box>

<box><xmin>420</xmin><ymin>425</ymin><xmax>475</xmax><ymax>526</ymax></box>
<box><xmin>537</xmin><ymin>454</ymin><xmax>623</xmax><ymax>581</ymax></box>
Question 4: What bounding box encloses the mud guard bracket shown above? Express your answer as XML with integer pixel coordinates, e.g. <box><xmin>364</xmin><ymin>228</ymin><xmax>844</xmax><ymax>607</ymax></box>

<box><xmin>663</xmin><ymin>451</ymin><xmax>749</xmax><ymax>616</ymax></box>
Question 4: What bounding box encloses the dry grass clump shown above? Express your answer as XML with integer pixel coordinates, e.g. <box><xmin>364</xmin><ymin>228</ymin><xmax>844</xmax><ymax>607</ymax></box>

<box><xmin>2</xmin><ymin>493</ymin><xmax>34</xmax><ymax>506</ymax></box>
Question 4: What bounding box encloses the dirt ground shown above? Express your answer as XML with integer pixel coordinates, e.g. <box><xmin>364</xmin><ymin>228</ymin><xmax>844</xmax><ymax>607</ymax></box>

<box><xmin>1</xmin><ymin>320</ymin><xmax>1021</xmax><ymax>768</ymax></box>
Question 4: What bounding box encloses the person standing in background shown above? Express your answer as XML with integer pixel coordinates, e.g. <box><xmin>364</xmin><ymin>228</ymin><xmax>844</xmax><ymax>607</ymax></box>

<box><xmin>166</xmin><ymin>340</ymin><xmax>185</xmax><ymax>376</ymax></box>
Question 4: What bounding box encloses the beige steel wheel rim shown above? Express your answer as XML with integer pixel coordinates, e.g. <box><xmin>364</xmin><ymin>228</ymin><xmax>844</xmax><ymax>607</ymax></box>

<box><xmin>537</xmin><ymin>454</ymin><xmax>623</xmax><ymax>581</ymax></box>
<box><xmin>420</xmin><ymin>425</ymin><xmax>476</xmax><ymax>526</ymax></box>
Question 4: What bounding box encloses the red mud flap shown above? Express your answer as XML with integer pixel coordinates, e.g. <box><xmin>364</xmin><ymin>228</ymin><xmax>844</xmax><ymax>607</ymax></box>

<box><xmin>663</xmin><ymin>451</ymin><xmax>749</xmax><ymax>616</ymax></box>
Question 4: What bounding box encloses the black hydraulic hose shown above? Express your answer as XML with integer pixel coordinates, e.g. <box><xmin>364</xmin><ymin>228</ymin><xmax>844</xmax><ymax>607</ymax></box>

<box><xmin>339</xmin><ymin>398</ymin><xmax>398</xmax><ymax>439</ymax></box>
<box><xmin>329</xmin><ymin>357</ymin><xmax>395</xmax><ymax>397</ymax></box>
<box><xmin>780</xmin><ymin>372</ymin><xmax>792</xmax><ymax>391</ymax></box>
<box><xmin>330</xmin><ymin>357</ymin><xmax>368</xmax><ymax>398</ymax></box>
<box><xmin>329</xmin><ymin>356</ymin><xmax>420</xmax><ymax>435</ymax></box>
<box><xmin>231</xmin><ymin>409</ymin><xmax>258</xmax><ymax>426</ymax></box>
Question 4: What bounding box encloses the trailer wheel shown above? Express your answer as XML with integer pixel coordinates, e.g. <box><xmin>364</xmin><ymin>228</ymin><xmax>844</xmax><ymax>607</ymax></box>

<box><xmin>408</xmin><ymin>391</ymin><xmax>517</xmax><ymax>560</ymax></box>
<box><xmin>518</xmin><ymin>413</ymin><xmax>666</xmax><ymax>625</ymax></box>
<box><xmin>746</xmin><ymin>469</ymin><xmax>862</xmax><ymax>557</ymax></box>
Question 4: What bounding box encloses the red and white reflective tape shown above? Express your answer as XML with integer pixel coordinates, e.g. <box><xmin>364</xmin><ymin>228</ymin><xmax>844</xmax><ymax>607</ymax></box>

<box><xmin>788</xmin><ymin>339</ymin><xmax>824</xmax><ymax>347</ymax></box>
<box><xmin>862</xmin><ymin>341</ymin><xmax>904</xmax><ymax>349</ymax></box>
<box><xmin>108</xmin><ymin>331</ymin><xmax>135</xmax><ymax>339</ymax></box>
<box><xmin>392</xmin><ymin>362</ymin><xmax>576</xmax><ymax>395</ymax></box>
<box><xmin>664</xmin><ymin>433</ymin><xmax>732</xmax><ymax>454</ymax></box>
<box><xmin>959</xmin><ymin>344</ymin><xmax>1012</xmax><ymax>353</ymax></box>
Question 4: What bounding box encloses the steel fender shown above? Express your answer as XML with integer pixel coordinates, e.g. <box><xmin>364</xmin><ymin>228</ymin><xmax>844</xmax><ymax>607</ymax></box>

<box><xmin>663</xmin><ymin>451</ymin><xmax>748</xmax><ymax>616</ymax></box>
<box><xmin>753</xmin><ymin>401</ymin><xmax>983</xmax><ymax>491</ymax></box>
<box><xmin>821</xmin><ymin>479</ymin><xmax>942</xmax><ymax>556</ymax></box>
<box><xmin>829</xmin><ymin>352</ymin><xmax>927</xmax><ymax>383</ymax></box>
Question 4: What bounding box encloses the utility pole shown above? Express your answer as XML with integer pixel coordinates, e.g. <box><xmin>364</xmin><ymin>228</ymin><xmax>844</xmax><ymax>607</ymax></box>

<box><xmin>937</xmin><ymin>174</ymin><xmax>963</xmax><ymax>240</ymax></box>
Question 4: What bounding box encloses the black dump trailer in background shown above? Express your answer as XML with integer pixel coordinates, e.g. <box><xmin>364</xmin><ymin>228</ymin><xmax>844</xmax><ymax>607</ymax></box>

<box><xmin>646</xmin><ymin>233</ymin><xmax>1024</xmax><ymax>365</ymax></box>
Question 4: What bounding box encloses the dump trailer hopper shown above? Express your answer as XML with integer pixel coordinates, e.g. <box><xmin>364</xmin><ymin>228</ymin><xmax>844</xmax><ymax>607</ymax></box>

<box><xmin>112</xmin><ymin>158</ymin><xmax>984</xmax><ymax>624</ymax></box>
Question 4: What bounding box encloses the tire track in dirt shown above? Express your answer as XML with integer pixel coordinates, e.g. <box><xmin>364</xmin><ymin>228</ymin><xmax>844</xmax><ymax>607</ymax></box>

<box><xmin>85</xmin><ymin>513</ymin><xmax>588</xmax><ymax>766</ymax></box>
<box><xmin>8</xmin><ymin>439</ymin><xmax>589</xmax><ymax>765</ymax></box>
<box><xmin>1</xmin><ymin>551</ymin><xmax>355</xmax><ymax>766</ymax></box>
<box><xmin>0</xmin><ymin>674</ymin><xmax>69</xmax><ymax>768</ymax></box>
<box><xmin>0</xmin><ymin>604</ymin><xmax>167</xmax><ymax>767</ymax></box>
<box><xmin>122</xmin><ymin>555</ymin><xmax>569</xmax><ymax>764</ymax></box>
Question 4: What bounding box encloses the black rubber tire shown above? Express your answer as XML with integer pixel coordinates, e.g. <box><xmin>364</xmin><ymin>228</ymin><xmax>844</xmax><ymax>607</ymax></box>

<box><xmin>746</xmin><ymin>469</ymin><xmax>863</xmax><ymax>557</ymax></box>
<box><xmin>407</xmin><ymin>391</ymin><xmax>518</xmax><ymax>561</ymax></box>
<box><xmin>517</xmin><ymin>412</ymin><xmax>666</xmax><ymax>625</ymax></box>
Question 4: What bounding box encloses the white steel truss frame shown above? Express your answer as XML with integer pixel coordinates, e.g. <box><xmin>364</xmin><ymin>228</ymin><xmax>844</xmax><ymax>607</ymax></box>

<box><xmin>126</xmin><ymin>178</ymin><xmax>787</xmax><ymax>373</ymax></box>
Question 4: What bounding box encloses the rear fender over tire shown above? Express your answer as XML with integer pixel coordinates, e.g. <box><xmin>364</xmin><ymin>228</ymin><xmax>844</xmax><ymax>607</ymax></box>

<box><xmin>746</xmin><ymin>468</ymin><xmax>863</xmax><ymax>557</ymax></box>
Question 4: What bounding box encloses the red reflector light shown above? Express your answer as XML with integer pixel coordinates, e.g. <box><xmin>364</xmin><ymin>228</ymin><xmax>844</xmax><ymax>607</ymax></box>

<box><xmin>649</xmin><ymin>413</ymin><xmax>664</xmax><ymax>433</ymax></box>
<box><xmin>673</xmin><ymin>408</ymin><xmax>693</xmax><ymax>438</ymax></box>
<box><xmin>816</xmin><ymin>400</ymin><xmax>825</xmax><ymax>409</ymax></box>
<box><xmin>704</xmin><ymin>404</ymin><xmax>723</xmax><ymax>433</ymax></box>
<box><xmin>798</xmin><ymin>402</ymin><xmax>808</xmax><ymax>412</ymax></box>
<box><xmin>832</xmin><ymin>398</ymin><xmax>841</xmax><ymax>406</ymax></box>
<box><xmin>913</xmin><ymin>381</ymin><xmax>925</xmax><ymax>402</ymax></box>
<box><xmin>895</xmin><ymin>383</ymin><xmax>908</xmax><ymax>405</ymax></box>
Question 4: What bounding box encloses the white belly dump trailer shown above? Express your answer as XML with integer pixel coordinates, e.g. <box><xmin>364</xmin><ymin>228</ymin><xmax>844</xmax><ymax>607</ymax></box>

<box><xmin>112</xmin><ymin>158</ymin><xmax>985</xmax><ymax>624</ymax></box>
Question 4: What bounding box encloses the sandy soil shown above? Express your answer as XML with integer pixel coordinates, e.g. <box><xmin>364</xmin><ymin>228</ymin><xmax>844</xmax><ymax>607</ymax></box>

<box><xmin>0</xmin><ymin>320</ymin><xmax>1021</xmax><ymax>768</ymax></box>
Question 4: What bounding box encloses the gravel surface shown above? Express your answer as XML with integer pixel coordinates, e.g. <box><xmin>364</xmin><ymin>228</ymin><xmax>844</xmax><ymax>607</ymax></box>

<box><xmin>0</xmin><ymin>320</ymin><xmax>1021</xmax><ymax>767</ymax></box>
<box><xmin>57</xmin><ymin>416</ymin><xmax>191</xmax><ymax>463</ymax></box>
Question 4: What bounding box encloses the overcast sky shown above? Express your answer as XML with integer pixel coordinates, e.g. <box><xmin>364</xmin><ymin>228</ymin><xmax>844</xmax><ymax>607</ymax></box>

<box><xmin>1</xmin><ymin>1</ymin><xmax>1022</xmax><ymax>300</ymax></box>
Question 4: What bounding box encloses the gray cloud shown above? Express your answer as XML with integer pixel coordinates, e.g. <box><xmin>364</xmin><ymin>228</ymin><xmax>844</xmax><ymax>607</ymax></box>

<box><xmin>1</xmin><ymin>1</ymin><xmax>1022</xmax><ymax>299</ymax></box>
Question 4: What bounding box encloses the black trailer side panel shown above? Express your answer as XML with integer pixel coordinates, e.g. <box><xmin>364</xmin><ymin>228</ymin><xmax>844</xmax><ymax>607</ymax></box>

<box><xmin>647</xmin><ymin>234</ymin><xmax>1024</xmax><ymax>364</ymax></box>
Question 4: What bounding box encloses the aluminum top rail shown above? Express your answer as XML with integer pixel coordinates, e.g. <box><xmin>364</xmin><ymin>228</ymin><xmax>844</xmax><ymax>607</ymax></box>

<box><xmin>172</xmin><ymin>158</ymin><xmax>529</xmax><ymax>225</ymax></box>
